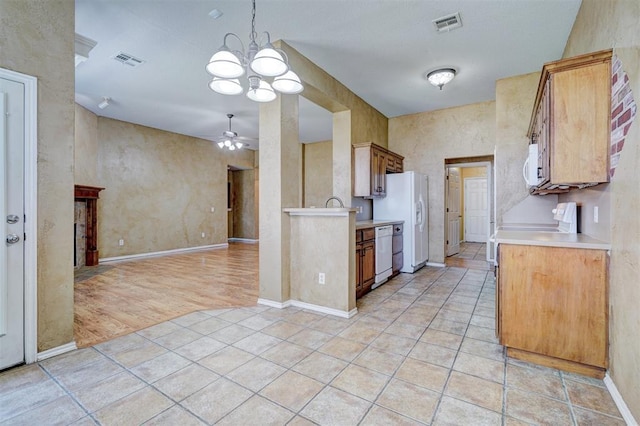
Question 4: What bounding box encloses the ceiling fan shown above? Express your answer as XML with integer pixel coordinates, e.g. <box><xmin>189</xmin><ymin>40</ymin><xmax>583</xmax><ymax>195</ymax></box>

<box><xmin>215</xmin><ymin>113</ymin><xmax>256</xmax><ymax>151</ymax></box>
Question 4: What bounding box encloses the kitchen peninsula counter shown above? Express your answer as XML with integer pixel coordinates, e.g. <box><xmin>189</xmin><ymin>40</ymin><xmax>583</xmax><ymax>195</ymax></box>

<box><xmin>494</xmin><ymin>230</ymin><xmax>610</xmax><ymax>250</ymax></box>
<box><xmin>356</xmin><ymin>219</ymin><xmax>403</xmax><ymax>229</ymax></box>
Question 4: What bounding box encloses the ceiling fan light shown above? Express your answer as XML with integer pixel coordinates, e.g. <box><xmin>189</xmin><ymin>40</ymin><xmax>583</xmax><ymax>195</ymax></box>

<box><xmin>246</xmin><ymin>80</ymin><xmax>277</xmax><ymax>102</ymax></box>
<box><xmin>209</xmin><ymin>78</ymin><xmax>243</xmax><ymax>95</ymax></box>
<box><xmin>250</xmin><ymin>46</ymin><xmax>288</xmax><ymax>77</ymax></box>
<box><xmin>426</xmin><ymin>68</ymin><xmax>456</xmax><ymax>90</ymax></box>
<box><xmin>217</xmin><ymin>141</ymin><xmax>224</xmax><ymax>148</ymax></box>
<box><xmin>224</xmin><ymin>139</ymin><xmax>232</xmax><ymax>147</ymax></box>
<box><xmin>228</xmin><ymin>144</ymin><xmax>236</xmax><ymax>151</ymax></box>
<box><xmin>206</xmin><ymin>49</ymin><xmax>244</xmax><ymax>78</ymax></box>
<box><xmin>272</xmin><ymin>70</ymin><xmax>303</xmax><ymax>94</ymax></box>
<box><xmin>235</xmin><ymin>142</ymin><xmax>243</xmax><ymax>149</ymax></box>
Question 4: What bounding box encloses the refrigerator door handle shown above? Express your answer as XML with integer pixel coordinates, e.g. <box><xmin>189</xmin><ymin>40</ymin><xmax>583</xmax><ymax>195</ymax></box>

<box><xmin>418</xmin><ymin>195</ymin><xmax>426</xmax><ymax>232</ymax></box>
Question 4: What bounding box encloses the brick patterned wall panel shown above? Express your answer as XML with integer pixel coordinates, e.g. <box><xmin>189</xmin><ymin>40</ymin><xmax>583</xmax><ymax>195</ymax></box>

<box><xmin>610</xmin><ymin>55</ymin><xmax>637</xmax><ymax>178</ymax></box>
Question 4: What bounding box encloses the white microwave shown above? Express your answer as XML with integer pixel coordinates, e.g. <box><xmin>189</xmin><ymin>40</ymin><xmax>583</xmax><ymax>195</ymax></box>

<box><xmin>523</xmin><ymin>143</ymin><xmax>541</xmax><ymax>187</ymax></box>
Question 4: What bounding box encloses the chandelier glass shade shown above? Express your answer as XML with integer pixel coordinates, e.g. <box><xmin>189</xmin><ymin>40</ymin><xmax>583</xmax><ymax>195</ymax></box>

<box><xmin>206</xmin><ymin>0</ymin><xmax>303</xmax><ymax>102</ymax></box>
<box><xmin>426</xmin><ymin>68</ymin><xmax>456</xmax><ymax>90</ymax></box>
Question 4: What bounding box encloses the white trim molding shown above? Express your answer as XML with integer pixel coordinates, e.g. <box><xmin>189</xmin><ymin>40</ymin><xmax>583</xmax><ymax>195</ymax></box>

<box><xmin>604</xmin><ymin>374</ymin><xmax>638</xmax><ymax>426</ymax></box>
<box><xmin>257</xmin><ymin>298</ymin><xmax>292</xmax><ymax>309</ymax></box>
<box><xmin>258</xmin><ymin>298</ymin><xmax>358</xmax><ymax>319</ymax></box>
<box><xmin>37</xmin><ymin>341</ymin><xmax>77</xmax><ymax>362</ymax></box>
<box><xmin>426</xmin><ymin>261</ymin><xmax>446</xmax><ymax>268</ymax></box>
<box><xmin>100</xmin><ymin>243</ymin><xmax>228</xmax><ymax>264</ymax></box>
<box><xmin>0</xmin><ymin>68</ymin><xmax>38</xmax><ymax>364</ymax></box>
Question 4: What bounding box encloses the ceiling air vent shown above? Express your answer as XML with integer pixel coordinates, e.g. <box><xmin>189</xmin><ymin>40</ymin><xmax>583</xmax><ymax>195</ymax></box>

<box><xmin>112</xmin><ymin>52</ymin><xmax>145</xmax><ymax>67</ymax></box>
<box><xmin>433</xmin><ymin>12</ymin><xmax>462</xmax><ymax>33</ymax></box>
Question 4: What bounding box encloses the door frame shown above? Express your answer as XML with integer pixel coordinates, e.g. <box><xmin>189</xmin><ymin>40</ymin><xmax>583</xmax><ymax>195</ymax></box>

<box><xmin>444</xmin><ymin>160</ymin><xmax>494</xmax><ymax>262</ymax></box>
<box><xmin>1</xmin><ymin>68</ymin><xmax>38</xmax><ymax>364</ymax></box>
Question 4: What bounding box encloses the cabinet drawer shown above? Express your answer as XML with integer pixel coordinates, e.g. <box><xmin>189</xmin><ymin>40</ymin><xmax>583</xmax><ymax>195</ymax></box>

<box><xmin>392</xmin><ymin>252</ymin><xmax>403</xmax><ymax>273</ymax></box>
<box><xmin>392</xmin><ymin>235</ymin><xmax>403</xmax><ymax>254</ymax></box>
<box><xmin>361</xmin><ymin>228</ymin><xmax>375</xmax><ymax>242</ymax></box>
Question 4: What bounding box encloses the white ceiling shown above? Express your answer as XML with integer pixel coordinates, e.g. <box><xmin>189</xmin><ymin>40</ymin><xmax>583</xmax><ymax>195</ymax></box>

<box><xmin>75</xmin><ymin>0</ymin><xmax>581</xmax><ymax>150</ymax></box>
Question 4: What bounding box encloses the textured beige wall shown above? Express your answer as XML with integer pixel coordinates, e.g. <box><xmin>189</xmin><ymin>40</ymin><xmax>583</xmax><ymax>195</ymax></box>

<box><xmin>74</xmin><ymin>104</ymin><xmax>98</xmax><ymax>186</ymax></box>
<box><xmin>0</xmin><ymin>0</ymin><xmax>75</xmax><ymax>351</ymax></box>
<box><xmin>289</xmin><ymin>214</ymin><xmax>355</xmax><ymax>313</ymax></box>
<box><xmin>389</xmin><ymin>102</ymin><xmax>496</xmax><ymax>263</ymax></box>
<box><xmin>495</xmin><ymin>72</ymin><xmax>541</xmax><ymax>224</ymax></box>
<box><xmin>303</xmin><ymin>141</ymin><xmax>333</xmax><ymax>208</ymax></box>
<box><xmin>232</xmin><ymin>169</ymin><xmax>258</xmax><ymax>239</ymax></box>
<box><xmin>561</xmin><ymin>0</ymin><xmax>640</xmax><ymax>419</ymax></box>
<box><xmin>97</xmin><ymin>117</ymin><xmax>254</xmax><ymax>258</ymax></box>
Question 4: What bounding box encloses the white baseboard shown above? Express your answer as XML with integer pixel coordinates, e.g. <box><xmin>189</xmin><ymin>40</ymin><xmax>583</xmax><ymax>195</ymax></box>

<box><xmin>37</xmin><ymin>341</ymin><xmax>77</xmax><ymax>362</ymax></box>
<box><xmin>228</xmin><ymin>238</ymin><xmax>259</xmax><ymax>244</ymax></box>
<box><xmin>257</xmin><ymin>298</ymin><xmax>292</xmax><ymax>309</ymax></box>
<box><xmin>426</xmin><ymin>261</ymin><xmax>446</xmax><ymax>268</ymax></box>
<box><xmin>258</xmin><ymin>298</ymin><xmax>357</xmax><ymax>319</ymax></box>
<box><xmin>604</xmin><ymin>374</ymin><xmax>638</xmax><ymax>426</ymax></box>
<box><xmin>100</xmin><ymin>243</ymin><xmax>228</xmax><ymax>263</ymax></box>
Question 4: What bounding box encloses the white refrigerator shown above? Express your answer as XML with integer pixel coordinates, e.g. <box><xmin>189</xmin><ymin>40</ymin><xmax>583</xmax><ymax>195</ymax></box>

<box><xmin>373</xmin><ymin>171</ymin><xmax>429</xmax><ymax>273</ymax></box>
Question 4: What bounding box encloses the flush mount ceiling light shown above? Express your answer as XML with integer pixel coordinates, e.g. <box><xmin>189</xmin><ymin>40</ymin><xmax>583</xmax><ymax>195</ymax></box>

<box><xmin>426</xmin><ymin>68</ymin><xmax>457</xmax><ymax>90</ymax></box>
<box><xmin>216</xmin><ymin>114</ymin><xmax>246</xmax><ymax>151</ymax></box>
<box><xmin>206</xmin><ymin>0</ymin><xmax>303</xmax><ymax>102</ymax></box>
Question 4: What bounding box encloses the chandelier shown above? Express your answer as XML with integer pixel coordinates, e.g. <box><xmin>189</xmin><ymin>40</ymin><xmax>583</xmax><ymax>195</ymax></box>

<box><xmin>206</xmin><ymin>0</ymin><xmax>303</xmax><ymax>102</ymax></box>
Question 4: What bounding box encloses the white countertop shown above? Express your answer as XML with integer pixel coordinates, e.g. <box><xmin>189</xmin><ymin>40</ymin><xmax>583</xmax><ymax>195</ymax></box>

<box><xmin>356</xmin><ymin>220</ymin><xmax>404</xmax><ymax>230</ymax></box>
<box><xmin>283</xmin><ymin>207</ymin><xmax>358</xmax><ymax>216</ymax></box>
<box><xmin>494</xmin><ymin>230</ymin><xmax>610</xmax><ymax>250</ymax></box>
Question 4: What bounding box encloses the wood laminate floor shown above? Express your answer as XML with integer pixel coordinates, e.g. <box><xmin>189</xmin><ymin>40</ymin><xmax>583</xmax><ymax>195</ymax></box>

<box><xmin>74</xmin><ymin>243</ymin><xmax>258</xmax><ymax>348</ymax></box>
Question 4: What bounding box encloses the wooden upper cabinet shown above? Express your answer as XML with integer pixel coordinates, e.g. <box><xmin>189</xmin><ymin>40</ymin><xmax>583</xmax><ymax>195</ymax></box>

<box><xmin>353</xmin><ymin>142</ymin><xmax>404</xmax><ymax>198</ymax></box>
<box><xmin>527</xmin><ymin>49</ymin><xmax>612</xmax><ymax>194</ymax></box>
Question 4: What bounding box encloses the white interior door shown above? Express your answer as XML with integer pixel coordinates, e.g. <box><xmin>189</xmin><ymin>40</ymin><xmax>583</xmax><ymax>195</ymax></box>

<box><xmin>446</xmin><ymin>167</ymin><xmax>461</xmax><ymax>256</ymax></box>
<box><xmin>0</xmin><ymin>78</ymin><xmax>26</xmax><ymax>369</ymax></box>
<box><xmin>464</xmin><ymin>177</ymin><xmax>488</xmax><ymax>242</ymax></box>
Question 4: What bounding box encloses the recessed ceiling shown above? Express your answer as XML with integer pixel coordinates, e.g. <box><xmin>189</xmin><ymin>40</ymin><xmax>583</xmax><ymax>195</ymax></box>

<box><xmin>74</xmin><ymin>0</ymin><xmax>581</xmax><ymax>150</ymax></box>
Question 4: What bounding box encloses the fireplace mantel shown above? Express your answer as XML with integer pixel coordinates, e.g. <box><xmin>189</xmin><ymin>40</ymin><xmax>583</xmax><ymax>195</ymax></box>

<box><xmin>75</xmin><ymin>185</ymin><xmax>104</xmax><ymax>266</ymax></box>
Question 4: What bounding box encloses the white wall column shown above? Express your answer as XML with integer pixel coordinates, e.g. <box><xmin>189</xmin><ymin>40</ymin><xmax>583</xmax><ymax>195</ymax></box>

<box><xmin>258</xmin><ymin>95</ymin><xmax>300</xmax><ymax>303</ymax></box>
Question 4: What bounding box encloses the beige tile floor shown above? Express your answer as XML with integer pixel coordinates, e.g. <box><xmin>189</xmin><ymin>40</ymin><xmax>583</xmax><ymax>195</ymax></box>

<box><xmin>0</xmin><ymin>265</ymin><xmax>625</xmax><ymax>425</ymax></box>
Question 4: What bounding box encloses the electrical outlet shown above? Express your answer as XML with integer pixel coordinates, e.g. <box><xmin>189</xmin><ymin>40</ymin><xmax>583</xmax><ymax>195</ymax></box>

<box><xmin>593</xmin><ymin>206</ymin><xmax>599</xmax><ymax>223</ymax></box>
<box><xmin>201</xmin><ymin>232</ymin><xmax>206</xmax><ymax>238</ymax></box>
<box><xmin>357</xmin><ymin>206</ymin><xmax>363</xmax><ymax>213</ymax></box>
<box><xmin>318</xmin><ymin>272</ymin><xmax>325</xmax><ymax>285</ymax></box>
<box><xmin>118</xmin><ymin>239</ymin><xmax>124</xmax><ymax>246</ymax></box>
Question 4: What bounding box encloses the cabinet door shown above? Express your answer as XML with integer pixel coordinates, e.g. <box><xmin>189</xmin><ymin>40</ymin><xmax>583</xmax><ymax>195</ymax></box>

<box><xmin>499</xmin><ymin>244</ymin><xmax>607</xmax><ymax>367</ymax></box>
<box><xmin>551</xmin><ymin>62</ymin><xmax>610</xmax><ymax>184</ymax></box>
<box><xmin>371</xmin><ymin>148</ymin><xmax>387</xmax><ymax>196</ymax></box>
<box><xmin>361</xmin><ymin>241</ymin><xmax>376</xmax><ymax>290</ymax></box>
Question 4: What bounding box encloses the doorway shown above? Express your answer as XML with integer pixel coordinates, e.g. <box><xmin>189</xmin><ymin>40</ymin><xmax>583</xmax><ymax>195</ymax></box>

<box><xmin>227</xmin><ymin>166</ymin><xmax>259</xmax><ymax>242</ymax></box>
<box><xmin>0</xmin><ymin>68</ymin><xmax>38</xmax><ymax>369</ymax></box>
<box><xmin>445</xmin><ymin>157</ymin><xmax>494</xmax><ymax>262</ymax></box>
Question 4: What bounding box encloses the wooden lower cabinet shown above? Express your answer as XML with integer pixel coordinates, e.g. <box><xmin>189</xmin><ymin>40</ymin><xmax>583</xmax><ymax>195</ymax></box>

<box><xmin>497</xmin><ymin>244</ymin><xmax>608</xmax><ymax>378</ymax></box>
<box><xmin>356</xmin><ymin>228</ymin><xmax>376</xmax><ymax>299</ymax></box>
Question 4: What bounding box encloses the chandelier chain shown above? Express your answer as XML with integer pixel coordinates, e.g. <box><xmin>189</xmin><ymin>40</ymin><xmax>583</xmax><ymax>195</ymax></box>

<box><xmin>250</xmin><ymin>0</ymin><xmax>257</xmax><ymax>42</ymax></box>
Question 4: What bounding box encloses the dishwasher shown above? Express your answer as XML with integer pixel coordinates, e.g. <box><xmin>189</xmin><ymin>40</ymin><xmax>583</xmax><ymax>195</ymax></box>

<box><xmin>374</xmin><ymin>225</ymin><xmax>393</xmax><ymax>287</ymax></box>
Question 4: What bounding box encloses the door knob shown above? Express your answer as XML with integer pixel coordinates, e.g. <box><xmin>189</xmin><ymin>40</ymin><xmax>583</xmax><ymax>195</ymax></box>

<box><xmin>6</xmin><ymin>234</ymin><xmax>20</xmax><ymax>244</ymax></box>
<box><xmin>6</xmin><ymin>215</ymin><xmax>19</xmax><ymax>224</ymax></box>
